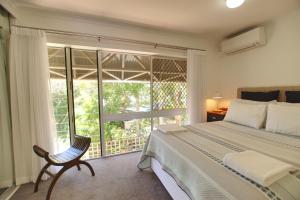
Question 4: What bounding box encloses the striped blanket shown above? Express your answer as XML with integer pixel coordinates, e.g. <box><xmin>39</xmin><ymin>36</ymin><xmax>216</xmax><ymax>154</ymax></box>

<box><xmin>138</xmin><ymin>121</ymin><xmax>300</xmax><ymax>200</ymax></box>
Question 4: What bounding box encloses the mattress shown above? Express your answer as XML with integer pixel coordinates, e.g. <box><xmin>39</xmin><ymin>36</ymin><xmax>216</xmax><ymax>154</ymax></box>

<box><xmin>138</xmin><ymin>121</ymin><xmax>300</xmax><ymax>200</ymax></box>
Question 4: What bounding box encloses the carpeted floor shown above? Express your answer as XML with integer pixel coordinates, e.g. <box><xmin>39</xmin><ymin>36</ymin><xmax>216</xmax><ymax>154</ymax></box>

<box><xmin>11</xmin><ymin>152</ymin><xmax>172</xmax><ymax>200</ymax></box>
<box><xmin>0</xmin><ymin>187</ymin><xmax>8</xmax><ymax>195</ymax></box>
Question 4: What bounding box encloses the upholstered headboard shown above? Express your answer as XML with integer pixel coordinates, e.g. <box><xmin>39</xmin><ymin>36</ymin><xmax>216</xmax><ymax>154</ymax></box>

<box><xmin>237</xmin><ymin>86</ymin><xmax>300</xmax><ymax>102</ymax></box>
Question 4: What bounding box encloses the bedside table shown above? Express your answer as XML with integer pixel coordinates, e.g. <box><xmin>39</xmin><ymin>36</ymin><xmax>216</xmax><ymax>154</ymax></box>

<box><xmin>207</xmin><ymin>111</ymin><xmax>227</xmax><ymax>122</ymax></box>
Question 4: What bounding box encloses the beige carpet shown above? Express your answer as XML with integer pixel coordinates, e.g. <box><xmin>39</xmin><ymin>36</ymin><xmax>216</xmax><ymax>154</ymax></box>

<box><xmin>0</xmin><ymin>188</ymin><xmax>8</xmax><ymax>195</ymax></box>
<box><xmin>12</xmin><ymin>152</ymin><xmax>172</xmax><ymax>200</ymax></box>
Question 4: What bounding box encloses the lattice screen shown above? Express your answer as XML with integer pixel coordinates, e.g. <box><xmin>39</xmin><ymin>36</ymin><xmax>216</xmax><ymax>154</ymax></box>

<box><xmin>101</xmin><ymin>52</ymin><xmax>151</xmax><ymax>81</ymax></box>
<box><xmin>152</xmin><ymin>57</ymin><xmax>187</xmax><ymax>111</ymax></box>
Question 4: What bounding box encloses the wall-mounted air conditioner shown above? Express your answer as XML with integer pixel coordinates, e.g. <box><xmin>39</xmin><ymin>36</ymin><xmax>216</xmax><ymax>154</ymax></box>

<box><xmin>221</xmin><ymin>27</ymin><xmax>266</xmax><ymax>54</ymax></box>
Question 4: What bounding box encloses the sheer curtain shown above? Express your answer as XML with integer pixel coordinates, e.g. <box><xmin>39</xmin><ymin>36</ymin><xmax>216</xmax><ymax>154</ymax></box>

<box><xmin>187</xmin><ymin>50</ymin><xmax>206</xmax><ymax>124</ymax></box>
<box><xmin>0</xmin><ymin>32</ymin><xmax>14</xmax><ymax>189</ymax></box>
<box><xmin>9</xmin><ymin>27</ymin><xmax>57</xmax><ymax>185</ymax></box>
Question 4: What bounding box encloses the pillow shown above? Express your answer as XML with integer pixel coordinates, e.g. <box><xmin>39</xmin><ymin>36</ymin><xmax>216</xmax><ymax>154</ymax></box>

<box><xmin>285</xmin><ymin>91</ymin><xmax>300</xmax><ymax>103</ymax></box>
<box><xmin>241</xmin><ymin>90</ymin><xmax>280</xmax><ymax>102</ymax></box>
<box><xmin>266</xmin><ymin>103</ymin><xmax>300</xmax><ymax>136</ymax></box>
<box><xmin>236</xmin><ymin>99</ymin><xmax>276</xmax><ymax>105</ymax></box>
<box><xmin>224</xmin><ymin>100</ymin><xmax>268</xmax><ymax>129</ymax></box>
<box><xmin>235</xmin><ymin>99</ymin><xmax>276</xmax><ymax>127</ymax></box>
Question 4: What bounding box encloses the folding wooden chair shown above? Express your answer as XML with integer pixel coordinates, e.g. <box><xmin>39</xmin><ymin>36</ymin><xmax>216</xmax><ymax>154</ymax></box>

<box><xmin>33</xmin><ymin>135</ymin><xmax>95</xmax><ymax>200</ymax></box>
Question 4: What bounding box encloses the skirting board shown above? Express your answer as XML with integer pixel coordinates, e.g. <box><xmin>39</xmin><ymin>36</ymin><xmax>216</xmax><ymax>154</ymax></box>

<box><xmin>151</xmin><ymin>158</ymin><xmax>191</xmax><ymax>200</ymax></box>
<box><xmin>0</xmin><ymin>185</ymin><xmax>20</xmax><ymax>200</ymax></box>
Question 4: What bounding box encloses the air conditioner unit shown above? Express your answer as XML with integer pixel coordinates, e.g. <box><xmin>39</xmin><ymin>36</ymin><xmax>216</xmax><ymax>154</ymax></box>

<box><xmin>221</xmin><ymin>27</ymin><xmax>266</xmax><ymax>54</ymax></box>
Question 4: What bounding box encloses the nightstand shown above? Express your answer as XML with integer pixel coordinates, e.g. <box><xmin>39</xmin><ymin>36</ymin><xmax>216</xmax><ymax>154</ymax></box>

<box><xmin>207</xmin><ymin>111</ymin><xmax>227</xmax><ymax>122</ymax></box>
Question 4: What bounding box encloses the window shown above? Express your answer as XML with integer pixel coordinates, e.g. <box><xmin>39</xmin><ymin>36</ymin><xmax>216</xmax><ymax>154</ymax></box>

<box><xmin>102</xmin><ymin>52</ymin><xmax>151</xmax><ymax>155</ymax></box>
<box><xmin>48</xmin><ymin>47</ymin><xmax>187</xmax><ymax>158</ymax></box>
<box><xmin>152</xmin><ymin>57</ymin><xmax>187</xmax><ymax>127</ymax></box>
<box><xmin>153</xmin><ymin>114</ymin><xmax>188</xmax><ymax>128</ymax></box>
<box><xmin>152</xmin><ymin>57</ymin><xmax>187</xmax><ymax>110</ymax></box>
<box><xmin>48</xmin><ymin>47</ymin><xmax>70</xmax><ymax>151</ymax></box>
<box><xmin>102</xmin><ymin>52</ymin><xmax>151</xmax><ymax>113</ymax></box>
<box><xmin>104</xmin><ymin>118</ymin><xmax>151</xmax><ymax>155</ymax></box>
<box><xmin>72</xmin><ymin>49</ymin><xmax>101</xmax><ymax>159</ymax></box>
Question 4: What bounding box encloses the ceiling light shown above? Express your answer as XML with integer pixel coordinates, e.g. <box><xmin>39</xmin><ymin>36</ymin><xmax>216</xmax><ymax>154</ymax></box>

<box><xmin>226</xmin><ymin>0</ymin><xmax>245</xmax><ymax>8</ymax></box>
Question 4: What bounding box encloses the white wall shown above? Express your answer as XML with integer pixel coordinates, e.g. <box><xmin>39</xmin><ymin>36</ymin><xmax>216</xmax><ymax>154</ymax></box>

<box><xmin>12</xmin><ymin>7</ymin><xmax>209</xmax><ymax>50</ymax></box>
<box><xmin>216</xmin><ymin>7</ymin><xmax>300</xmax><ymax>105</ymax></box>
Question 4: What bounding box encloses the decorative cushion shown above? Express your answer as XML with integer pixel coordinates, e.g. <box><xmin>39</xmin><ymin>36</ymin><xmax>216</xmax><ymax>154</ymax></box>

<box><xmin>285</xmin><ymin>91</ymin><xmax>300</xmax><ymax>103</ymax></box>
<box><xmin>241</xmin><ymin>90</ymin><xmax>280</xmax><ymax>102</ymax></box>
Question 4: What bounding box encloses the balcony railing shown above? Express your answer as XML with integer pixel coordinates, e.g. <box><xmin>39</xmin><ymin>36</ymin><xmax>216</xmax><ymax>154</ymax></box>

<box><xmin>84</xmin><ymin>136</ymin><xmax>147</xmax><ymax>159</ymax></box>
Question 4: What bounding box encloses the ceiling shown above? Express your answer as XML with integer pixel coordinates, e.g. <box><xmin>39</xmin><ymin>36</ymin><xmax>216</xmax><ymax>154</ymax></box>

<box><xmin>13</xmin><ymin>0</ymin><xmax>300</xmax><ymax>38</ymax></box>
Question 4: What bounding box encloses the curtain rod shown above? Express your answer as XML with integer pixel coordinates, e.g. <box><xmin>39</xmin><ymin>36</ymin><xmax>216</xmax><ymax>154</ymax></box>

<box><xmin>11</xmin><ymin>24</ymin><xmax>206</xmax><ymax>52</ymax></box>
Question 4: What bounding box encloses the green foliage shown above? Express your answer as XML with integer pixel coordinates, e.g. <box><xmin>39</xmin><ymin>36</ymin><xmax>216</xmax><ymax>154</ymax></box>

<box><xmin>102</xmin><ymin>82</ymin><xmax>150</xmax><ymax>140</ymax></box>
<box><xmin>51</xmin><ymin>80</ymin><xmax>151</xmax><ymax>147</ymax></box>
<box><xmin>103</xmin><ymin>82</ymin><xmax>150</xmax><ymax>113</ymax></box>
<box><xmin>51</xmin><ymin>79</ymin><xmax>186</xmax><ymax>152</ymax></box>
<box><xmin>50</xmin><ymin>80</ymin><xmax>70</xmax><ymax>145</ymax></box>
<box><xmin>73</xmin><ymin>80</ymin><xmax>100</xmax><ymax>142</ymax></box>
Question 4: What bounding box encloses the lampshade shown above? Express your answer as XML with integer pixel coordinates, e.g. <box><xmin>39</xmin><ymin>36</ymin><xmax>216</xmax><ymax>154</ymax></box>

<box><xmin>213</xmin><ymin>92</ymin><xmax>223</xmax><ymax>99</ymax></box>
<box><xmin>226</xmin><ymin>0</ymin><xmax>245</xmax><ymax>8</ymax></box>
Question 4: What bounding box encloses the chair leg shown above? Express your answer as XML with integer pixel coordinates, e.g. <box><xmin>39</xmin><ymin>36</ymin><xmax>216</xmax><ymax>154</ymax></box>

<box><xmin>46</xmin><ymin>166</ymin><xmax>70</xmax><ymax>200</ymax></box>
<box><xmin>34</xmin><ymin>163</ymin><xmax>51</xmax><ymax>192</ymax></box>
<box><xmin>79</xmin><ymin>160</ymin><xmax>95</xmax><ymax>176</ymax></box>
<box><xmin>77</xmin><ymin>164</ymin><xmax>81</xmax><ymax>171</ymax></box>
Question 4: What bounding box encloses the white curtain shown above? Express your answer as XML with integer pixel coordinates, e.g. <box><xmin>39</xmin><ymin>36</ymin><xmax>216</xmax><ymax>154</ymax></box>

<box><xmin>9</xmin><ymin>27</ymin><xmax>57</xmax><ymax>185</ymax></box>
<box><xmin>0</xmin><ymin>33</ymin><xmax>14</xmax><ymax>188</ymax></box>
<box><xmin>187</xmin><ymin>50</ymin><xmax>206</xmax><ymax>124</ymax></box>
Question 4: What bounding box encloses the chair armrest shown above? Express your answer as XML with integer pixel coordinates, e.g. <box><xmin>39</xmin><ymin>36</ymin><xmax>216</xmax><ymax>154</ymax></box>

<box><xmin>33</xmin><ymin>145</ymin><xmax>49</xmax><ymax>159</ymax></box>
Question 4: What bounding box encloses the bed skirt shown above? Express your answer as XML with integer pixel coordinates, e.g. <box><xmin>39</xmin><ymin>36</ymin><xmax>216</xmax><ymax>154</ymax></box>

<box><xmin>151</xmin><ymin>158</ymin><xmax>191</xmax><ymax>200</ymax></box>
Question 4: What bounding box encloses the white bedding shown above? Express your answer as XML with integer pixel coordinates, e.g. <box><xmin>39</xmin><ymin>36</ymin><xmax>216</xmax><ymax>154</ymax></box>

<box><xmin>151</xmin><ymin>158</ymin><xmax>190</xmax><ymax>200</ymax></box>
<box><xmin>139</xmin><ymin>121</ymin><xmax>300</xmax><ymax>200</ymax></box>
<box><xmin>156</xmin><ymin>124</ymin><xmax>187</xmax><ymax>134</ymax></box>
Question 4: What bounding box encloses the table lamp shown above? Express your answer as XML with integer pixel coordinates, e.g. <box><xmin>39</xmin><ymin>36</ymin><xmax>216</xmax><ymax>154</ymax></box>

<box><xmin>213</xmin><ymin>92</ymin><xmax>224</xmax><ymax>112</ymax></box>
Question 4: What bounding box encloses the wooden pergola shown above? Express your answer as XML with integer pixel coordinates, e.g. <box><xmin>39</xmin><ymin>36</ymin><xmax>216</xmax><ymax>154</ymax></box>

<box><xmin>48</xmin><ymin>47</ymin><xmax>187</xmax><ymax>82</ymax></box>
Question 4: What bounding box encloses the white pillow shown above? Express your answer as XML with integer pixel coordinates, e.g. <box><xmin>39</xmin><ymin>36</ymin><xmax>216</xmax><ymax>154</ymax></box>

<box><xmin>224</xmin><ymin>100</ymin><xmax>268</xmax><ymax>129</ymax></box>
<box><xmin>266</xmin><ymin>103</ymin><xmax>300</xmax><ymax>136</ymax></box>
<box><xmin>236</xmin><ymin>99</ymin><xmax>276</xmax><ymax>105</ymax></box>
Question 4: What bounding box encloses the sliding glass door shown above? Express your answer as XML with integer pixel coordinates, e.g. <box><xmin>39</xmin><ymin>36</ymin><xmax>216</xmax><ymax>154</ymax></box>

<box><xmin>48</xmin><ymin>47</ymin><xmax>70</xmax><ymax>152</ymax></box>
<box><xmin>71</xmin><ymin>49</ymin><xmax>101</xmax><ymax>159</ymax></box>
<box><xmin>48</xmin><ymin>46</ymin><xmax>187</xmax><ymax>159</ymax></box>
<box><xmin>101</xmin><ymin>52</ymin><xmax>152</xmax><ymax>155</ymax></box>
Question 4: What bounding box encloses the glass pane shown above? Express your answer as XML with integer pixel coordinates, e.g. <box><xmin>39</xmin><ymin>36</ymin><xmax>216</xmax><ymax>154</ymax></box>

<box><xmin>103</xmin><ymin>82</ymin><xmax>150</xmax><ymax>113</ymax></box>
<box><xmin>102</xmin><ymin>52</ymin><xmax>151</xmax><ymax>114</ymax></box>
<box><xmin>153</xmin><ymin>114</ymin><xmax>188</xmax><ymax>129</ymax></box>
<box><xmin>48</xmin><ymin>47</ymin><xmax>70</xmax><ymax>152</ymax></box>
<box><xmin>101</xmin><ymin>52</ymin><xmax>152</xmax><ymax>156</ymax></box>
<box><xmin>104</xmin><ymin>118</ymin><xmax>151</xmax><ymax>155</ymax></box>
<box><xmin>72</xmin><ymin>49</ymin><xmax>101</xmax><ymax>159</ymax></box>
<box><xmin>152</xmin><ymin>57</ymin><xmax>187</xmax><ymax>111</ymax></box>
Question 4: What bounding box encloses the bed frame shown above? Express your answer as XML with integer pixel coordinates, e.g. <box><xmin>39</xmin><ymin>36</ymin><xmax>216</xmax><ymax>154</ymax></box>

<box><xmin>152</xmin><ymin>85</ymin><xmax>300</xmax><ymax>200</ymax></box>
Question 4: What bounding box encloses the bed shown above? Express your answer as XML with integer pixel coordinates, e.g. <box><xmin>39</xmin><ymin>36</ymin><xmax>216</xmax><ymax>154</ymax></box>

<box><xmin>138</xmin><ymin>86</ymin><xmax>300</xmax><ymax>200</ymax></box>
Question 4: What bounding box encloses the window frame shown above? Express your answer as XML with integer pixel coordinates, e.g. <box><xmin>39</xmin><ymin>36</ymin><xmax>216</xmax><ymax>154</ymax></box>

<box><xmin>49</xmin><ymin>46</ymin><xmax>187</xmax><ymax>158</ymax></box>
